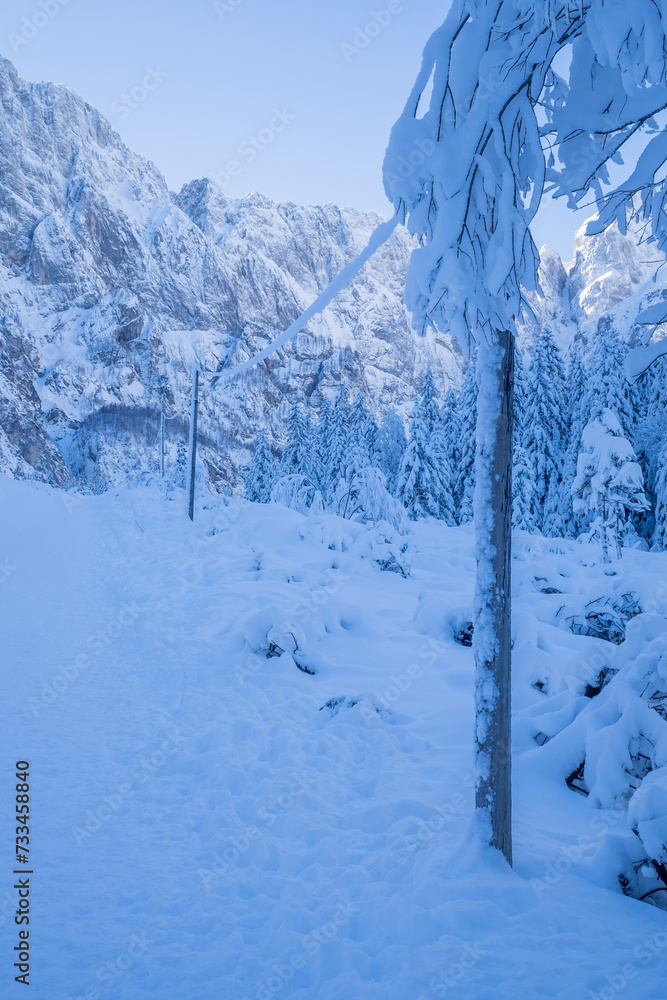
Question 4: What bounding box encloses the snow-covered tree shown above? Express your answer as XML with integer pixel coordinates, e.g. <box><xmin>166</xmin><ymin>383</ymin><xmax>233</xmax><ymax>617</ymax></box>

<box><xmin>365</xmin><ymin>407</ymin><xmax>380</xmax><ymax>467</ymax></box>
<box><xmin>384</xmin><ymin>0</ymin><xmax>667</xmax><ymax>862</ymax></box>
<box><xmin>523</xmin><ymin>328</ymin><xmax>567</xmax><ymax>534</ymax></box>
<box><xmin>312</xmin><ymin>396</ymin><xmax>333</xmax><ymax>491</ymax></box>
<box><xmin>418</xmin><ymin>367</ymin><xmax>440</xmax><ymax>433</ymax></box>
<box><xmin>431</xmin><ymin>420</ymin><xmax>457</xmax><ymax>526</ymax></box>
<box><xmin>397</xmin><ymin>400</ymin><xmax>447</xmax><ymax>520</ymax></box>
<box><xmin>512</xmin><ymin>445</ymin><xmax>534</xmax><ymax>531</ymax></box>
<box><xmin>326</xmin><ymin>387</ymin><xmax>349</xmax><ymax>496</ymax></box>
<box><xmin>245</xmin><ymin>431</ymin><xmax>277</xmax><ymax>502</ymax></box>
<box><xmin>654</xmin><ymin>442</ymin><xmax>667</xmax><ymax>552</ymax></box>
<box><xmin>332</xmin><ymin>468</ymin><xmax>409</xmax><ymax>533</ymax></box>
<box><xmin>455</xmin><ymin>357</ymin><xmax>477</xmax><ymax>525</ymax></box>
<box><xmin>558</xmin><ymin>342</ymin><xmax>588</xmax><ymax>537</ymax></box>
<box><xmin>583</xmin><ymin>318</ymin><xmax>636</xmax><ymax>438</ymax></box>
<box><xmin>270</xmin><ymin>475</ymin><xmax>324</xmax><ymax>516</ymax></box>
<box><xmin>375</xmin><ymin>409</ymin><xmax>407</xmax><ymax>495</ymax></box>
<box><xmin>345</xmin><ymin>393</ymin><xmax>372</xmax><ymax>481</ymax></box>
<box><xmin>513</xmin><ymin>348</ymin><xmax>528</xmax><ymax>450</ymax></box>
<box><xmin>281</xmin><ymin>401</ymin><xmax>311</xmax><ymax>477</ymax></box>
<box><xmin>633</xmin><ymin>359</ymin><xmax>667</xmax><ymax>543</ymax></box>
<box><xmin>573</xmin><ymin>408</ymin><xmax>650</xmax><ymax>563</ymax></box>
<box><xmin>175</xmin><ymin>438</ymin><xmax>187</xmax><ymax>489</ymax></box>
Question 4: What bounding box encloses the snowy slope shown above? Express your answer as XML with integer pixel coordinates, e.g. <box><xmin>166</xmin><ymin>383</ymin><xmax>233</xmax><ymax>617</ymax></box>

<box><xmin>3</xmin><ymin>476</ymin><xmax>667</xmax><ymax>999</ymax></box>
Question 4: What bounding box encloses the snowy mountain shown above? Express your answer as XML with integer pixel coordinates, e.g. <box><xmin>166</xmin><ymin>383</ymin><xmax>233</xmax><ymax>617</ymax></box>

<box><xmin>0</xmin><ymin>55</ymin><xmax>460</xmax><ymax>493</ymax></box>
<box><xmin>0</xmin><ymin>53</ymin><xmax>664</xmax><ymax>494</ymax></box>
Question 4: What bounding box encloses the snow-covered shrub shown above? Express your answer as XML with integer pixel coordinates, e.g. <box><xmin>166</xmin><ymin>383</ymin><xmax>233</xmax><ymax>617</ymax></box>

<box><xmin>563</xmin><ymin>592</ymin><xmax>643</xmax><ymax>645</ymax></box>
<box><xmin>530</xmin><ymin>614</ymin><xmax>667</xmax><ymax>902</ymax></box>
<box><xmin>332</xmin><ymin>468</ymin><xmax>409</xmax><ymax>533</ymax></box>
<box><xmin>349</xmin><ymin>521</ymin><xmax>412</xmax><ymax>578</ymax></box>
<box><xmin>270</xmin><ymin>475</ymin><xmax>325</xmax><ymax>516</ymax></box>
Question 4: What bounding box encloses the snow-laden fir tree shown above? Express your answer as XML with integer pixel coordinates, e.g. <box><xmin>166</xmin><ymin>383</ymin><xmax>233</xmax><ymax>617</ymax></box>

<box><xmin>383</xmin><ymin>0</ymin><xmax>667</xmax><ymax>863</ymax></box>
<box><xmin>573</xmin><ymin>408</ymin><xmax>650</xmax><ymax>563</ymax></box>
<box><xmin>397</xmin><ymin>390</ymin><xmax>449</xmax><ymax>520</ymax></box>
<box><xmin>245</xmin><ymin>431</ymin><xmax>277</xmax><ymax>502</ymax></box>
<box><xmin>582</xmin><ymin>318</ymin><xmax>636</xmax><ymax>438</ymax></box>
<box><xmin>419</xmin><ymin>367</ymin><xmax>440</xmax><ymax>433</ymax></box>
<box><xmin>345</xmin><ymin>393</ymin><xmax>372</xmax><ymax>481</ymax></box>
<box><xmin>312</xmin><ymin>396</ymin><xmax>333</xmax><ymax>491</ymax></box>
<box><xmin>439</xmin><ymin>386</ymin><xmax>460</xmax><ymax>497</ymax></box>
<box><xmin>512</xmin><ymin>445</ymin><xmax>534</xmax><ymax>531</ymax></box>
<box><xmin>375</xmin><ymin>409</ymin><xmax>407</xmax><ymax>495</ymax></box>
<box><xmin>455</xmin><ymin>357</ymin><xmax>477</xmax><ymax>525</ymax></box>
<box><xmin>654</xmin><ymin>441</ymin><xmax>667</xmax><ymax>552</ymax></box>
<box><xmin>634</xmin><ymin>358</ymin><xmax>667</xmax><ymax>538</ymax></box>
<box><xmin>513</xmin><ymin>347</ymin><xmax>528</xmax><ymax>450</ymax></box>
<box><xmin>326</xmin><ymin>387</ymin><xmax>349</xmax><ymax>496</ymax></box>
<box><xmin>281</xmin><ymin>401</ymin><xmax>311</xmax><ymax>477</ymax></box>
<box><xmin>364</xmin><ymin>406</ymin><xmax>380</xmax><ymax>468</ymax></box>
<box><xmin>175</xmin><ymin>438</ymin><xmax>187</xmax><ymax>489</ymax></box>
<box><xmin>430</xmin><ymin>419</ymin><xmax>457</xmax><ymax>525</ymax></box>
<box><xmin>558</xmin><ymin>342</ymin><xmax>588</xmax><ymax>537</ymax></box>
<box><xmin>523</xmin><ymin>328</ymin><xmax>567</xmax><ymax>534</ymax></box>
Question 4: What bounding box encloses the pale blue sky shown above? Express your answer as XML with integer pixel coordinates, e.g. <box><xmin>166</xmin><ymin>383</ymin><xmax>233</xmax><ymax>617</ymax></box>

<box><xmin>0</xmin><ymin>0</ymin><xmax>586</xmax><ymax>257</ymax></box>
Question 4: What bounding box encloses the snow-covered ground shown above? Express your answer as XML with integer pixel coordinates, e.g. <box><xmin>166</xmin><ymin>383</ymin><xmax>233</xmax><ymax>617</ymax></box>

<box><xmin>2</xmin><ymin>476</ymin><xmax>667</xmax><ymax>999</ymax></box>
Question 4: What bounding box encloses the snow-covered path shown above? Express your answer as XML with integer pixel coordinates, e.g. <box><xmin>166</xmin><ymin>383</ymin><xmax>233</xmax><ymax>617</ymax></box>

<box><xmin>2</xmin><ymin>478</ymin><xmax>667</xmax><ymax>999</ymax></box>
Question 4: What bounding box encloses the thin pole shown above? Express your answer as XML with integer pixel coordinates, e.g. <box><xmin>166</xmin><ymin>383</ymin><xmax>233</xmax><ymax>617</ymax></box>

<box><xmin>187</xmin><ymin>367</ymin><xmax>199</xmax><ymax>521</ymax></box>
<box><xmin>160</xmin><ymin>412</ymin><xmax>165</xmax><ymax>478</ymax></box>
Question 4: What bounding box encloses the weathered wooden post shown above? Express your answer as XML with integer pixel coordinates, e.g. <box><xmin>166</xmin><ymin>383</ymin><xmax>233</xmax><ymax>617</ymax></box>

<box><xmin>474</xmin><ymin>331</ymin><xmax>514</xmax><ymax>865</ymax></box>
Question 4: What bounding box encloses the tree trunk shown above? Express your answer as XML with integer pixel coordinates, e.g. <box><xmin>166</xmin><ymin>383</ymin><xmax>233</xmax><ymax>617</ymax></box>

<box><xmin>473</xmin><ymin>331</ymin><xmax>514</xmax><ymax>866</ymax></box>
<box><xmin>601</xmin><ymin>497</ymin><xmax>610</xmax><ymax>564</ymax></box>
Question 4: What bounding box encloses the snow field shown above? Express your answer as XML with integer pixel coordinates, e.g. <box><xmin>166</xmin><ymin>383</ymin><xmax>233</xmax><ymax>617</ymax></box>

<box><xmin>2</xmin><ymin>478</ymin><xmax>667</xmax><ymax>998</ymax></box>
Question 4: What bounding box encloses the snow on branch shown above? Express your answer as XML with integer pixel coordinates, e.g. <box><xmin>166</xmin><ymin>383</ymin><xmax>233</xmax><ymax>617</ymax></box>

<box><xmin>384</xmin><ymin>0</ymin><xmax>667</xmax><ymax>346</ymax></box>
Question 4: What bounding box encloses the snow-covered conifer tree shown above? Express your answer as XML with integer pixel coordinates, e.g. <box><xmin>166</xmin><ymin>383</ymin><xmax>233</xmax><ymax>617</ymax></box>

<box><xmin>431</xmin><ymin>420</ymin><xmax>457</xmax><ymax>526</ymax></box>
<box><xmin>455</xmin><ymin>358</ymin><xmax>477</xmax><ymax>525</ymax></box>
<box><xmin>653</xmin><ymin>441</ymin><xmax>667</xmax><ymax>552</ymax></box>
<box><xmin>397</xmin><ymin>376</ymin><xmax>451</xmax><ymax>520</ymax></box>
<box><xmin>419</xmin><ymin>367</ymin><xmax>440</xmax><ymax>433</ymax></box>
<box><xmin>397</xmin><ymin>405</ymin><xmax>445</xmax><ymax>520</ymax></box>
<box><xmin>365</xmin><ymin>407</ymin><xmax>380</xmax><ymax>468</ymax></box>
<box><xmin>312</xmin><ymin>396</ymin><xmax>333</xmax><ymax>491</ymax></box>
<box><xmin>558</xmin><ymin>342</ymin><xmax>588</xmax><ymax>537</ymax></box>
<box><xmin>523</xmin><ymin>328</ymin><xmax>567</xmax><ymax>533</ymax></box>
<box><xmin>245</xmin><ymin>432</ymin><xmax>277</xmax><ymax>502</ymax></box>
<box><xmin>512</xmin><ymin>445</ymin><xmax>533</xmax><ymax>531</ymax></box>
<box><xmin>326</xmin><ymin>387</ymin><xmax>349</xmax><ymax>495</ymax></box>
<box><xmin>573</xmin><ymin>409</ymin><xmax>650</xmax><ymax>563</ymax></box>
<box><xmin>281</xmin><ymin>401</ymin><xmax>311</xmax><ymax>477</ymax></box>
<box><xmin>583</xmin><ymin>318</ymin><xmax>636</xmax><ymax>438</ymax></box>
<box><xmin>375</xmin><ymin>409</ymin><xmax>407</xmax><ymax>495</ymax></box>
<box><xmin>345</xmin><ymin>393</ymin><xmax>372</xmax><ymax>481</ymax></box>
<box><xmin>513</xmin><ymin>348</ymin><xmax>528</xmax><ymax>450</ymax></box>
<box><xmin>175</xmin><ymin>439</ymin><xmax>187</xmax><ymax>489</ymax></box>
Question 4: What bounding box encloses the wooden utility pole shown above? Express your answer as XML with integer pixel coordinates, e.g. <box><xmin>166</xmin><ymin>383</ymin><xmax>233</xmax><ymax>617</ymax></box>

<box><xmin>474</xmin><ymin>330</ymin><xmax>514</xmax><ymax>866</ymax></box>
<box><xmin>187</xmin><ymin>367</ymin><xmax>199</xmax><ymax>521</ymax></box>
<box><xmin>160</xmin><ymin>412</ymin><xmax>165</xmax><ymax>479</ymax></box>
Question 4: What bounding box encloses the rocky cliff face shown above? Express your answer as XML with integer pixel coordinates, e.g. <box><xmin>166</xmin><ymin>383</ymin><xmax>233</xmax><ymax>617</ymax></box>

<box><xmin>0</xmin><ymin>54</ymin><xmax>664</xmax><ymax>493</ymax></box>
